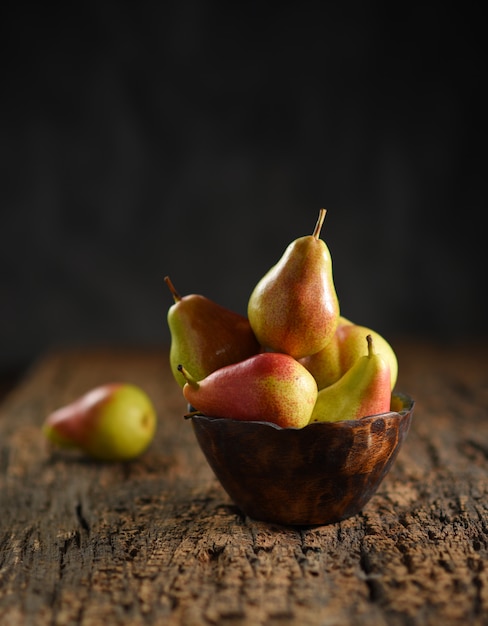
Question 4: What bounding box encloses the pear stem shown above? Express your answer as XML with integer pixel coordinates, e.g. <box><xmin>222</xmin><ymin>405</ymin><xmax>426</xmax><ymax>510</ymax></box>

<box><xmin>366</xmin><ymin>334</ymin><xmax>374</xmax><ymax>357</ymax></box>
<box><xmin>164</xmin><ymin>275</ymin><xmax>182</xmax><ymax>302</ymax></box>
<box><xmin>183</xmin><ymin>410</ymin><xmax>202</xmax><ymax>420</ymax></box>
<box><xmin>177</xmin><ymin>364</ymin><xmax>199</xmax><ymax>389</ymax></box>
<box><xmin>313</xmin><ymin>208</ymin><xmax>327</xmax><ymax>239</ymax></box>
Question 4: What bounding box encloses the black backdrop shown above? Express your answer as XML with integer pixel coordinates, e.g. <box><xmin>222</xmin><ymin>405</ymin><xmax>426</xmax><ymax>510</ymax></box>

<box><xmin>2</xmin><ymin>2</ymin><xmax>486</xmax><ymax>372</ymax></box>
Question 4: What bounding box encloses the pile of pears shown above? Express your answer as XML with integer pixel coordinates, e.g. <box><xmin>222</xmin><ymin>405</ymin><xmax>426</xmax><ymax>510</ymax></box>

<box><xmin>166</xmin><ymin>209</ymin><xmax>398</xmax><ymax>429</ymax></box>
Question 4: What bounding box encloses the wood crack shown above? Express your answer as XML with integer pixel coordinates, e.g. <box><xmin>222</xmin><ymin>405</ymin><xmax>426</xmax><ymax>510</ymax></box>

<box><xmin>75</xmin><ymin>502</ymin><xmax>90</xmax><ymax>534</ymax></box>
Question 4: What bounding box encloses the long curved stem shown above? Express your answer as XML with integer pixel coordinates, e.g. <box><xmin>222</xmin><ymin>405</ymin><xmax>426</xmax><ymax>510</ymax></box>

<box><xmin>313</xmin><ymin>208</ymin><xmax>327</xmax><ymax>239</ymax></box>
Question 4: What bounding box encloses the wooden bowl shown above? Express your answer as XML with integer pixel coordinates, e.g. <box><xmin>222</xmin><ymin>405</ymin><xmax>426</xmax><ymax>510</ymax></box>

<box><xmin>189</xmin><ymin>392</ymin><xmax>414</xmax><ymax>526</ymax></box>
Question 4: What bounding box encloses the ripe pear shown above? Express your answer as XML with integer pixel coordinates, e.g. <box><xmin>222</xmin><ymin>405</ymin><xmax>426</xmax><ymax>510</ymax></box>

<box><xmin>178</xmin><ymin>352</ymin><xmax>318</xmax><ymax>429</ymax></box>
<box><xmin>247</xmin><ymin>209</ymin><xmax>340</xmax><ymax>359</ymax></box>
<box><xmin>309</xmin><ymin>335</ymin><xmax>392</xmax><ymax>423</ymax></box>
<box><xmin>42</xmin><ymin>383</ymin><xmax>157</xmax><ymax>461</ymax></box>
<box><xmin>165</xmin><ymin>276</ymin><xmax>261</xmax><ymax>387</ymax></box>
<box><xmin>300</xmin><ymin>319</ymin><xmax>398</xmax><ymax>391</ymax></box>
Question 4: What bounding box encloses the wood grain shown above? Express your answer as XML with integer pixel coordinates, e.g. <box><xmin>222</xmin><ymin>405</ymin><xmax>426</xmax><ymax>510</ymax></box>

<box><xmin>1</xmin><ymin>340</ymin><xmax>487</xmax><ymax>625</ymax></box>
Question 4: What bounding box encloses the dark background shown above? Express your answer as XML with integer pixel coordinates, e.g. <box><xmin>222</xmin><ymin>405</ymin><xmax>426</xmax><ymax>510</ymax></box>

<box><xmin>1</xmin><ymin>2</ymin><xmax>486</xmax><ymax>376</ymax></box>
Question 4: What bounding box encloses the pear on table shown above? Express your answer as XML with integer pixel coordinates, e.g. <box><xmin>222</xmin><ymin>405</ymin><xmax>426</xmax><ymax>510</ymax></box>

<box><xmin>309</xmin><ymin>334</ymin><xmax>392</xmax><ymax>424</ymax></box>
<box><xmin>42</xmin><ymin>383</ymin><xmax>157</xmax><ymax>461</ymax></box>
<box><xmin>165</xmin><ymin>276</ymin><xmax>260</xmax><ymax>387</ymax></box>
<box><xmin>178</xmin><ymin>352</ymin><xmax>318</xmax><ymax>429</ymax></box>
<box><xmin>247</xmin><ymin>209</ymin><xmax>340</xmax><ymax>359</ymax></box>
<box><xmin>300</xmin><ymin>318</ymin><xmax>398</xmax><ymax>391</ymax></box>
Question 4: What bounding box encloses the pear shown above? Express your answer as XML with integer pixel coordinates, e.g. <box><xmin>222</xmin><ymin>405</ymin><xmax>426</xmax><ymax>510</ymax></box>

<box><xmin>309</xmin><ymin>335</ymin><xmax>391</xmax><ymax>423</ymax></box>
<box><xmin>42</xmin><ymin>383</ymin><xmax>157</xmax><ymax>461</ymax></box>
<box><xmin>300</xmin><ymin>320</ymin><xmax>398</xmax><ymax>391</ymax></box>
<box><xmin>247</xmin><ymin>209</ymin><xmax>340</xmax><ymax>359</ymax></box>
<box><xmin>178</xmin><ymin>352</ymin><xmax>318</xmax><ymax>429</ymax></box>
<box><xmin>165</xmin><ymin>276</ymin><xmax>261</xmax><ymax>387</ymax></box>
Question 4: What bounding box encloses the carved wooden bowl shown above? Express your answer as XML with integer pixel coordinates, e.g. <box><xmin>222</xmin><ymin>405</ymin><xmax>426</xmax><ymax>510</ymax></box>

<box><xmin>189</xmin><ymin>392</ymin><xmax>414</xmax><ymax>526</ymax></box>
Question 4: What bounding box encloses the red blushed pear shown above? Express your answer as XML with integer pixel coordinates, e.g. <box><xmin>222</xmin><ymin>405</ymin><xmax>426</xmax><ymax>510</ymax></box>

<box><xmin>309</xmin><ymin>335</ymin><xmax>391</xmax><ymax>424</ymax></box>
<box><xmin>178</xmin><ymin>352</ymin><xmax>318</xmax><ymax>429</ymax></box>
<box><xmin>42</xmin><ymin>383</ymin><xmax>157</xmax><ymax>461</ymax></box>
<box><xmin>247</xmin><ymin>209</ymin><xmax>340</xmax><ymax>359</ymax></box>
<box><xmin>300</xmin><ymin>319</ymin><xmax>398</xmax><ymax>391</ymax></box>
<box><xmin>165</xmin><ymin>276</ymin><xmax>261</xmax><ymax>388</ymax></box>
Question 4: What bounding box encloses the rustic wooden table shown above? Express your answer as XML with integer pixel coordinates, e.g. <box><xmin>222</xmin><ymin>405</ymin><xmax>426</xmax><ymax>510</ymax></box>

<box><xmin>1</xmin><ymin>340</ymin><xmax>487</xmax><ymax>626</ymax></box>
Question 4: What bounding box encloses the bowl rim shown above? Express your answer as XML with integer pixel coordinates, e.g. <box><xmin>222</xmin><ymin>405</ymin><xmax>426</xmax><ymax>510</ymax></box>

<box><xmin>187</xmin><ymin>391</ymin><xmax>414</xmax><ymax>431</ymax></box>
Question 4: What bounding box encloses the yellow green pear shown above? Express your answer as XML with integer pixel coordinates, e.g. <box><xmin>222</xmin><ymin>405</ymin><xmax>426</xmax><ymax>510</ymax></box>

<box><xmin>300</xmin><ymin>319</ymin><xmax>398</xmax><ymax>391</ymax></box>
<box><xmin>309</xmin><ymin>335</ymin><xmax>392</xmax><ymax>423</ymax></box>
<box><xmin>42</xmin><ymin>383</ymin><xmax>157</xmax><ymax>461</ymax></box>
<box><xmin>247</xmin><ymin>209</ymin><xmax>340</xmax><ymax>359</ymax></box>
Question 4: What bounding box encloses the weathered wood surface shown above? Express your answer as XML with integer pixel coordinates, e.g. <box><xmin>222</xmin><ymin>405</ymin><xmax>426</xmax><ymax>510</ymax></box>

<box><xmin>0</xmin><ymin>340</ymin><xmax>487</xmax><ymax>626</ymax></box>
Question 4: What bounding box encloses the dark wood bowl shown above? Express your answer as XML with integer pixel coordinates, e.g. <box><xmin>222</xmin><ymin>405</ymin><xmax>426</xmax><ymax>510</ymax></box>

<box><xmin>189</xmin><ymin>392</ymin><xmax>414</xmax><ymax>526</ymax></box>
